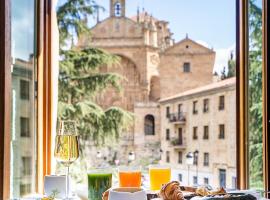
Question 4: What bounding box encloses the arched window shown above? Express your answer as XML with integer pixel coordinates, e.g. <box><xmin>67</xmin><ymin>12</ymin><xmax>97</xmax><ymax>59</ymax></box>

<box><xmin>144</xmin><ymin>115</ymin><xmax>155</xmax><ymax>135</ymax></box>
<box><xmin>114</xmin><ymin>2</ymin><xmax>122</xmax><ymax>17</ymax></box>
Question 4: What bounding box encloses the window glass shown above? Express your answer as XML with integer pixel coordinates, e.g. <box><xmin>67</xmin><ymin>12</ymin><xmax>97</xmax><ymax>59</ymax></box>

<box><xmin>248</xmin><ymin>0</ymin><xmax>263</xmax><ymax>190</ymax></box>
<box><xmin>144</xmin><ymin>115</ymin><xmax>155</xmax><ymax>135</ymax></box>
<box><xmin>203</xmin><ymin>126</ymin><xmax>209</xmax><ymax>139</ymax></box>
<box><xmin>219</xmin><ymin>124</ymin><xmax>225</xmax><ymax>139</ymax></box>
<box><xmin>10</xmin><ymin>0</ymin><xmax>36</xmax><ymax>197</ymax></box>
<box><xmin>203</xmin><ymin>153</ymin><xmax>209</xmax><ymax>166</ymax></box>
<box><xmin>55</xmin><ymin>0</ymin><xmax>237</xmax><ymax>190</ymax></box>
<box><xmin>193</xmin><ymin>127</ymin><xmax>198</xmax><ymax>140</ymax></box>
<box><xmin>183</xmin><ymin>62</ymin><xmax>191</xmax><ymax>72</ymax></box>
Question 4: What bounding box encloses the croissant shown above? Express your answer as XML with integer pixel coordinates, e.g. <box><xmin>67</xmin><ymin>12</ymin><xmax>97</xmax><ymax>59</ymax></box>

<box><xmin>160</xmin><ymin>181</ymin><xmax>185</xmax><ymax>200</ymax></box>
<box><xmin>195</xmin><ymin>187</ymin><xmax>210</xmax><ymax>196</ymax></box>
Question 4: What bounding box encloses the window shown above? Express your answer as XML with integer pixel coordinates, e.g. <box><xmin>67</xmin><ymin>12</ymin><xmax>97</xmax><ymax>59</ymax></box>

<box><xmin>166</xmin><ymin>106</ymin><xmax>170</xmax><ymax>118</ymax></box>
<box><xmin>144</xmin><ymin>115</ymin><xmax>155</xmax><ymax>135</ymax></box>
<box><xmin>178</xmin><ymin>174</ymin><xmax>183</xmax><ymax>182</ymax></box>
<box><xmin>193</xmin><ymin>176</ymin><xmax>198</xmax><ymax>185</ymax></box>
<box><xmin>203</xmin><ymin>99</ymin><xmax>209</xmax><ymax>113</ymax></box>
<box><xmin>166</xmin><ymin>129</ymin><xmax>170</xmax><ymax>140</ymax></box>
<box><xmin>232</xmin><ymin>177</ymin><xmax>237</xmax><ymax>189</ymax></box>
<box><xmin>219</xmin><ymin>169</ymin><xmax>226</xmax><ymax>188</ymax></box>
<box><xmin>166</xmin><ymin>151</ymin><xmax>170</xmax><ymax>163</ymax></box>
<box><xmin>193</xmin><ymin>155</ymin><xmax>198</xmax><ymax>165</ymax></box>
<box><xmin>193</xmin><ymin>101</ymin><xmax>198</xmax><ymax>114</ymax></box>
<box><xmin>204</xmin><ymin>177</ymin><xmax>209</xmax><ymax>185</ymax></box>
<box><xmin>178</xmin><ymin>104</ymin><xmax>182</xmax><ymax>114</ymax></box>
<box><xmin>219</xmin><ymin>95</ymin><xmax>225</xmax><ymax>110</ymax></box>
<box><xmin>20</xmin><ymin>80</ymin><xmax>30</xmax><ymax>100</ymax></box>
<box><xmin>178</xmin><ymin>128</ymin><xmax>183</xmax><ymax>145</ymax></box>
<box><xmin>193</xmin><ymin>127</ymin><xmax>198</xmax><ymax>140</ymax></box>
<box><xmin>183</xmin><ymin>62</ymin><xmax>191</xmax><ymax>72</ymax></box>
<box><xmin>178</xmin><ymin>151</ymin><xmax>183</xmax><ymax>164</ymax></box>
<box><xmin>20</xmin><ymin>117</ymin><xmax>30</xmax><ymax>137</ymax></box>
<box><xmin>203</xmin><ymin>153</ymin><xmax>209</xmax><ymax>166</ymax></box>
<box><xmin>114</xmin><ymin>2</ymin><xmax>122</xmax><ymax>17</ymax></box>
<box><xmin>203</xmin><ymin>126</ymin><xmax>209</xmax><ymax>139</ymax></box>
<box><xmin>22</xmin><ymin>157</ymin><xmax>32</xmax><ymax>176</ymax></box>
<box><xmin>20</xmin><ymin>184</ymin><xmax>31</xmax><ymax>197</ymax></box>
<box><xmin>219</xmin><ymin>124</ymin><xmax>225</xmax><ymax>139</ymax></box>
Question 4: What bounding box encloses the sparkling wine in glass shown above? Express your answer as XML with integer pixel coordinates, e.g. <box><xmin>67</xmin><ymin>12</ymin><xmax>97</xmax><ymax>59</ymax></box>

<box><xmin>54</xmin><ymin>121</ymin><xmax>79</xmax><ymax>199</ymax></box>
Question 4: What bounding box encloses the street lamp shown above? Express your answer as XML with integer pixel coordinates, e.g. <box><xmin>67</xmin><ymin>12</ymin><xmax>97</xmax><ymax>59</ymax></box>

<box><xmin>96</xmin><ymin>151</ymin><xmax>102</xmax><ymax>158</ymax></box>
<box><xmin>186</xmin><ymin>152</ymin><xmax>194</xmax><ymax>185</ymax></box>
<box><xmin>193</xmin><ymin>150</ymin><xmax>199</xmax><ymax>185</ymax></box>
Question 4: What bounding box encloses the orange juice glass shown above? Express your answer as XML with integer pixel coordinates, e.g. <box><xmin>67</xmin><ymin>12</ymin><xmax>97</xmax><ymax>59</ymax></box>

<box><xmin>118</xmin><ymin>166</ymin><xmax>142</xmax><ymax>187</ymax></box>
<box><xmin>149</xmin><ymin>165</ymin><xmax>171</xmax><ymax>191</ymax></box>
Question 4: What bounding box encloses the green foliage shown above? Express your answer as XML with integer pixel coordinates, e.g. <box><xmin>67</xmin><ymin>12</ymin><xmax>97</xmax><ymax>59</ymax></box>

<box><xmin>57</xmin><ymin>0</ymin><xmax>133</xmax><ymax>146</ymax></box>
<box><xmin>220</xmin><ymin>52</ymin><xmax>236</xmax><ymax>80</ymax></box>
<box><xmin>248</xmin><ymin>0</ymin><xmax>263</xmax><ymax>189</ymax></box>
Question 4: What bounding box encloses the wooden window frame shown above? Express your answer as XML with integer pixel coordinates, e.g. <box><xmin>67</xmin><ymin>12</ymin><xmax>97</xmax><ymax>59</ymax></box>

<box><xmin>0</xmin><ymin>0</ymin><xmax>269</xmax><ymax>198</ymax></box>
<box><xmin>237</xmin><ymin>0</ymin><xmax>269</xmax><ymax>196</ymax></box>
<box><xmin>0</xmin><ymin>0</ymin><xmax>53</xmax><ymax>198</ymax></box>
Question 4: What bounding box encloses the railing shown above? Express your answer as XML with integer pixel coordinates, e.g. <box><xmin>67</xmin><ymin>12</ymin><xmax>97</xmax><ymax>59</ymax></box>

<box><xmin>170</xmin><ymin>137</ymin><xmax>186</xmax><ymax>149</ymax></box>
<box><xmin>168</xmin><ymin>112</ymin><xmax>186</xmax><ymax>123</ymax></box>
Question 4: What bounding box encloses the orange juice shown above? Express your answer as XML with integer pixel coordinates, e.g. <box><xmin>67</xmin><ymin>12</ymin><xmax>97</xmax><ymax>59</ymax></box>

<box><xmin>119</xmin><ymin>171</ymin><xmax>142</xmax><ymax>187</ymax></box>
<box><xmin>149</xmin><ymin>167</ymin><xmax>171</xmax><ymax>190</ymax></box>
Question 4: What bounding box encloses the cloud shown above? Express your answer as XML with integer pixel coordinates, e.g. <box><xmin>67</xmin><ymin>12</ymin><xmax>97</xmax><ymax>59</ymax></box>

<box><xmin>196</xmin><ymin>40</ymin><xmax>235</xmax><ymax>74</ymax></box>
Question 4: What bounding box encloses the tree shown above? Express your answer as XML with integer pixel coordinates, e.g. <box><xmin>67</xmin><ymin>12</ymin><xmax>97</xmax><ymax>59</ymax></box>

<box><xmin>227</xmin><ymin>52</ymin><xmax>236</xmax><ymax>78</ymax></box>
<box><xmin>248</xmin><ymin>0</ymin><xmax>263</xmax><ymax>189</ymax></box>
<box><xmin>57</xmin><ymin>0</ymin><xmax>133</xmax><ymax>145</ymax></box>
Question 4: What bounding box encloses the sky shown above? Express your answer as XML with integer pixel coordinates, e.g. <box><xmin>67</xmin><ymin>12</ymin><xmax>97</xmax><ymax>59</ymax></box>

<box><xmin>93</xmin><ymin>0</ymin><xmax>237</xmax><ymax>74</ymax></box>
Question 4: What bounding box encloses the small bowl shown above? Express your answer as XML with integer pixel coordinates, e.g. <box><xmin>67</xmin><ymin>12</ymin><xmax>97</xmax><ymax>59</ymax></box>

<box><xmin>109</xmin><ymin>187</ymin><xmax>147</xmax><ymax>200</ymax></box>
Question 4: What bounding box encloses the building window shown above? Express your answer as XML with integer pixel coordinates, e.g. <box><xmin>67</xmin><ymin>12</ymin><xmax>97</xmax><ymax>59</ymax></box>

<box><xmin>178</xmin><ymin>151</ymin><xmax>183</xmax><ymax>164</ymax></box>
<box><xmin>20</xmin><ymin>80</ymin><xmax>30</xmax><ymax>100</ymax></box>
<box><xmin>219</xmin><ymin>169</ymin><xmax>226</xmax><ymax>188</ymax></box>
<box><xmin>166</xmin><ymin>129</ymin><xmax>170</xmax><ymax>140</ymax></box>
<box><xmin>232</xmin><ymin>177</ymin><xmax>237</xmax><ymax>189</ymax></box>
<box><xmin>178</xmin><ymin>174</ymin><xmax>182</xmax><ymax>182</ymax></box>
<box><xmin>193</xmin><ymin>176</ymin><xmax>198</xmax><ymax>185</ymax></box>
<box><xmin>166</xmin><ymin>151</ymin><xmax>170</xmax><ymax>163</ymax></box>
<box><xmin>20</xmin><ymin>184</ymin><xmax>31</xmax><ymax>196</ymax></box>
<box><xmin>166</xmin><ymin>106</ymin><xmax>170</xmax><ymax>118</ymax></box>
<box><xmin>193</xmin><ymin>154</ymin><xmax>198</xmax><ymax>165</ymax></box>
<box><xmin>114</xmin><ymin>2</ymin><xmax>122</xmax><ymax>17</ymax></box>
<box><xmin>204</xmin><ymin>177</ymin><xmax>209</xmax><ymax>185</ymax></box>
<box><xmin>219</xmin><ymin>95</ymin><xmax>225</xmax><ymax>110</ymax></box>
<box><xmin>219</xmin><ymin>124</ymin><xmax>225</xmax><ymax>139</ymax></box>
<box><xmin>178</xmin><ymin>104</ymin><xmax>182</xmax><ymax>114</ymax></box>
<box><xmin>144</xmin><ymin>115</ymin><xmax>155</xmax><ymax>135</ymax></box>
<box><xmin>193</xmin><ymin>127</ymin><xmax>198</xmax><ymax>140</ymax></box>
<box><xmin>20</xmin><ymin>117</ymin><xmax>30</xmax><ymax>137</ymax></box>
<box><xmin>22</xmin><ymin>156</ymin><xmax>32</xmax><ymax>176</ymax></box>
<box><xmin>203</xmin><ymin>126</ymin><xmax>209</xmax><ymax>139</ymax></box>
<box><xmin>193</xmin><ymin>101</ymin><xmax>198</xmax><ymax>114</ymax></box>
<box><xmin>203</xmin><ymin>153</ymin><xmax>209</xmax><ymax>166</ymax></box>
<box><xmin>203</xmin><ymin>99</ymin><xmax>209</xmax><ymax>113</ymax></box>
<box><xmin>183</xmin><ymin>62</ymin><xmax>191</xmax><ymax>72</ymax></box>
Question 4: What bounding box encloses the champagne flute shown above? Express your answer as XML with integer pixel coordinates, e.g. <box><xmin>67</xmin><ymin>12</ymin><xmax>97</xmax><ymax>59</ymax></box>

<box><xmin>54</xmin><ymin>121</ymin><xmax>79</xmax><ymax>199</ymax></box>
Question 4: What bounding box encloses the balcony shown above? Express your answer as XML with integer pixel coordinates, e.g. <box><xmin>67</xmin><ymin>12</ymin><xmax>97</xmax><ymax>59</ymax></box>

<box><xmin>167</xmin><ymin>112</ymin><xmax>186</xmax><ymax>124</ymax></box>
<box><xmin>170</xmin><ymin>137</ymin><xmax>186</xmax><ymax>150</ymax></box>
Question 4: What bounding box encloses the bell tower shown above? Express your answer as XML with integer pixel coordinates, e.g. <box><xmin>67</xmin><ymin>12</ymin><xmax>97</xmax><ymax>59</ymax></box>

<box><xmin>110</xmin><ymin>0</ymin><xmax>126</xmax><ymax>17</ymax></box>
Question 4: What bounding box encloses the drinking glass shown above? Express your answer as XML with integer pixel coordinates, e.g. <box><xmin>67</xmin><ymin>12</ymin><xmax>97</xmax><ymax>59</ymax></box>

<box><xmin>118</xmin><ymin>166</ymin><xmax>141</xmax><ymax>187</ymax></box>
<box><xmin>88</xmin><ymin>169</ymin><xmax>112</xmax><ymax>200</ymax></box>
<box><xmin>149</xmin><ymin>165</ymin><xmax>171</xmax><ymax>191</ymax></box>
<box><xmin>54</xmin><ymin>121</ymin><xmax>79</xmax><ymax>199</ymax></box>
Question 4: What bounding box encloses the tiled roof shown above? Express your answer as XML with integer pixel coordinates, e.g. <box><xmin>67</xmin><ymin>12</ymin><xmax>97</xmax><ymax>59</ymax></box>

<box><xmin>159</xmin><ymin>77</ymin><xmax>236</xmax><ymax>102</ymax></box>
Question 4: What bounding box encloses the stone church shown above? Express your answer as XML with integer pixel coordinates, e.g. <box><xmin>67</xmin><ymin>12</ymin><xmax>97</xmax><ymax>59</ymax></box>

<box><xmin>77</xmin><ymin>0</ymin><xmax>216</xmax><ymax>164</ymax></box>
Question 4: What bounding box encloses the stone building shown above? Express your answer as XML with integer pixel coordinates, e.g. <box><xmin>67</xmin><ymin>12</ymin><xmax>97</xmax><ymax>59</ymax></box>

<box><xmin>77</xmin><ymin>0</ymin><xmax>236</xmax><ymax>188</ymax></box>
<box><xmin>159</xmin><ymin>77</ymin><xmax>236</xmax><ymax>188</ymax></box>
<box><xmin>11</xmin><ymin>58</ymin><xmax>36</xmax><ymax>197</ymax></box>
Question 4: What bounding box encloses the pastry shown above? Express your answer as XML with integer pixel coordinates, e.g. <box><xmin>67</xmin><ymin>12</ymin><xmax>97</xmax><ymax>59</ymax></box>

<box><xmin>160</xmin><ymin>181</ymin><xmax>185</xmax><ymax>200</ymax></box>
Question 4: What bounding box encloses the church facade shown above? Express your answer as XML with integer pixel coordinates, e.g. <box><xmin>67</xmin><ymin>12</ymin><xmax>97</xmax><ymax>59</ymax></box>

<box><xmin>77</xmin><ymin>0</ymin><xmax>236</xmax><ymax>188</ymax></box>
